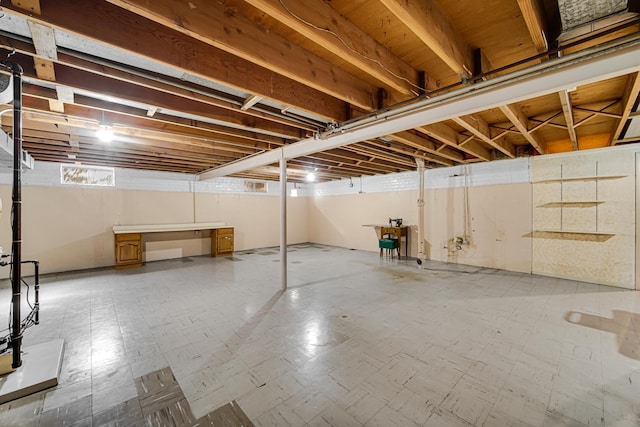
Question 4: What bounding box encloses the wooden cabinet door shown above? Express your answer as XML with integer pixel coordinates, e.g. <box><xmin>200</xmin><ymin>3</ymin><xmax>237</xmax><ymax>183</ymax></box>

<box><xmin>217</xmin><ymin>233</ymin><xmax>234</xmax><ymax>254</ymax></box>
<box><xmin>212</xmin><ymin>228</ymin><xmax>234</xmax><ymax>256</ymax></box>
<box><xmin>115</xmin><ymin>233</ymin><xmax>142</xmax><ymax>268</ymax></box>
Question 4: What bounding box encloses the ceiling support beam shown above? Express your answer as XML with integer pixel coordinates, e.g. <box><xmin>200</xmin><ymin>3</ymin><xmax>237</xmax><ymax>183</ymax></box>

<box><xmin>612</xmin><ymin>71</ymin><xmax>640</xmax><ymax>144</ymax></box>
<box><xmin>499</xmin><ymin>104</ymin><xmax>546</xmax><ymax>154</ymax></box>
<box><xmin>2</xmin><ymin>0</ymin><xmax>349</xmax><ymax>121</ymax></box>
<box><xmin>390</xmin><ymin>130</ymin><xmax>465</xmax><ymax>164</ymax></box>
<box><xmin>379</xmin><ymin>0</ymin><xmax>473</xmax><ymax>79</ymax></box>
<box><xmin>451</xmin><ymin>116</ymin><xmax>516</xmax><ymax>158</ymax></box>
<box><xmin>558</xmin><ymin>90</ymin><xmax>578</xmax><ymax>150</ymax></box>
<box><xmin>106</xmin><ymin>0</ymin><xmax>377</xmax><ymax>110</ymax></box>
<box><xmin>366</xmin><ymin>140</ymin><xmax>453</xmax><ymax>167</ymax></box>
<box><xmin>419</xmin><ymin>123</ymin><xmax>491</xmax><ymax>160</ymax></box>
<box><xmin>516</xmin><ymin>0</ymin><xmax>548</xmax><ymax>53</ymax></box>
<box><xmin>243</xmin><ymin>0</ymin><xmax>423</xmax><ymax>96</ymax></box>
<box><xmin>199</xmin><ymin>36</ymin><xmax>640</xmax><ymax>179</ymax></box>
<box><xmin>0</xmin><ymin>33</ymin><xmax>317</xmax><ymax>131</ymax></box>
<box><xmin>4</xmin><ymin>51</ymin><xmax>304</xmax><ymax>139</ymax></box>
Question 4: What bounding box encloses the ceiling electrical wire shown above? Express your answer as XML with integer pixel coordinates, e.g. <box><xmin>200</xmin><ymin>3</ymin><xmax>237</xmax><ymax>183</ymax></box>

<box><xmin>277</xmin><ymin>0</ymin><xmax>425</xmax><ymax>96</ymax></box>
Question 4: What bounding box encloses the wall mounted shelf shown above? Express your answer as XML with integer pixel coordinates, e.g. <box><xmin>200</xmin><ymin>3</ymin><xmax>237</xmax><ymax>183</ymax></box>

<box><xmin>531</xmin><ymin>230</ymin><xmax>615</xmax><ymax>242</ymax></box>
<box><xmin>538</xmin><ymin>201</ymin><xmax>604</xmax><ymax>208</ymax></box>
<box><xmin>533</xmin><ymin>175</ymin><xmax>625</xmax><ymax>184</ymax></box>
<box><xmin>532</xmin><ymin>163</ymin><xmax>626</xmax><ymax>242</ymax></box>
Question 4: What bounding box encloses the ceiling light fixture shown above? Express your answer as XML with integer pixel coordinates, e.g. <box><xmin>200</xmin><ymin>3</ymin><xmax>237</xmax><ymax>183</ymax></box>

<box><xmin>96</xmin><ymin>125</ymin><xmax>114</xmax><ymax>142</ymax></box>
<box><xmin>96</xmin><ymin>110</ymin><xmax>114</xmax><ymax>142</ymax></box>
<box><xmin>306</xmin><ymin>172</ymin><xmax>315</xmax><ymax>182</ymax></box>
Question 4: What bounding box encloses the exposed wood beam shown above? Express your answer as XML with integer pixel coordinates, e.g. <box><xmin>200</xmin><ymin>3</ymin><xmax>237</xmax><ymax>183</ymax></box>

<box><xmin>367</xmin><ymin>140</ymin><xmax>452</xmax><ymax>167</ymax></box>
<box><xmin>2</xmin><ymin>0</ymin><xmax>348</xmax><ymax>121</ymax></box>
<box><xmin>345</xmin><ymin>144</ymin><xmax>417</xmax><ymax>168</ymax></box>
<box><xmin>4</xmin><ymin>51</ymin><xmax>305</xmax><ymax>140</ymax></box>
<box><xmin>452</xmin><ymin>116</ymin><xmax>516</xmax><ymax>158</ymax></box>
<box><xmin>0</xmin><ymin>32</ymin><xmax>319</xmax><ymax>132</ymax></box>
<box><xmin>11</xmin><ymin>0</ymin><xmax>41</xmax><ymax>15</ymax></box>
<box><xmin>573</xmin><ymin>108</ymin><xmax>622</xmax><ymax>119</ymax></box>
<box><xmin>499</xmin><ymin>104</ymin><xmax>546</xmax><ymax>154</ymax></box>
<box><xmin>33</xmin><ymin>57</ymin><xmax>55</xmax><ymax>81</ymax></box>
<box><xmin>558</xmin><ymin>90</ymin><xmax>578</xmax><ymax>150</ymax></box>
<box><xmin>311</xmin><ymin>150</ymin><xmax>405</xmax><ymax>174</ymax></box>
<box><xmin>305</xmin><ymin>152</ymin><xmax>400</xmax><ymax>175</ymax></box>
<box><xmin>243</xmin><ymin>0</ymin><xmax>424</xmax><ymax>96</ymax></box>
<box><xmin>241</xmin><ymin>95</ymin><xmax>263</xmax><ymax>111</ymax></box>
<box><xmin>516</xmin><ymin>0</ymin><xmax>548</xmax><ymax>53</ymax></box>
<box><xmin>419</xmin><ymin>123</ymin><xmax>491</xmax><ymax>160</ymax></box>
<box><xmin>106</xmin><ymin>0</ymin><xmax>377</xmax><ymax>110</ymax></box>
<box><xmin>612</xmin><ymin>72</ymin><xmax>640</xmax><ymax>144</ymax></box>
<box><xmin>389</xmin><ymin>130</ymin><xmax>465</xmax><ymax>164</ymax></box>
<box><xmin>16</xmin><ymin>97</ymin><xmax>282</xmax><ymax>155</ymax></box>
<box><xmin>379</xmin><ymin>0</ymin><xmax>472</xmax><ymax>79</ymax></box>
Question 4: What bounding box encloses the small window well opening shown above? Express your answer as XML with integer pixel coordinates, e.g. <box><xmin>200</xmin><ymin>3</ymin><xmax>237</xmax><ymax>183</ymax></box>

<box><xmin>244</xmin><ymin>180</ymin><xmax>267</xmax><ymax>193</ymax></box>
<box><xmin>60</xmin><ymin>164</ymin><xmax>115</xmax><ymax>186</ymax></box>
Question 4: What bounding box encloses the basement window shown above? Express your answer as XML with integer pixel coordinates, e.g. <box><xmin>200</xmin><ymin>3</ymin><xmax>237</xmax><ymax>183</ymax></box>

<box><xmin>60</xmin><ymin>164</ymin><xmax>115</xmax><ymax>187</ymax></box>
<box><xmin>244</xmin><ymin>180</ymin><xmax>267</xmax><ymax>193</ymax></box>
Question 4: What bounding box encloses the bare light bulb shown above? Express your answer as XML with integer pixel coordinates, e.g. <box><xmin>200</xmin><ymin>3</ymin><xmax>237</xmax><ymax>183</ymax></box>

<box><xmin>96</xmin><ymin>125</ymin><xmax>114</xmax><ymax>142</ymax></box>
<box><xmin>306</xmin><ymin>172</ymin><xmax>315</xmax><ymax>182</ymax></box>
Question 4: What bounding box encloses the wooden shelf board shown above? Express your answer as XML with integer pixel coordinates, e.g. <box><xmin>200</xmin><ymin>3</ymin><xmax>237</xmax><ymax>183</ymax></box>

<box><xmin>538</xmin><ymin>201</ymin><xmax>604</xmax><ymax>208</ymax></box>
<box><xmin>533</xmin><ymin>175</ymin><xmax>626</xmax><ymax>183</ymax></box>
<box><xmin>531</xmin><ymin>230</ymin><xmax>615</xmax><ymax>242</ymax></box>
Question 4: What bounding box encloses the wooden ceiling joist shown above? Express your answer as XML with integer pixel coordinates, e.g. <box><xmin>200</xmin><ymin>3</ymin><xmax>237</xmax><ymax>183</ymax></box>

<box><xmin>380</xmin><ymin>0</ymin><xmax>473</xmax><ymax>79</ymax></box>
<box><xmin>516</xmin><ymin>0</ymin><xmax>548</xmax><ymax>53</ymax></box>
<box><xmin>105</xmin><ymin>0</ymin><xmax>377</xmax><ymax>111</ymax></box>
<box><xmin>499</xmin><ymin>103</ymin><xmax>546</xmax><ymax>154</ymax></box>
<box><xmin>419</xmin><ymin>123</ymin><xmax>491</xmax><ymax>161</ymax></box>
<box><xmin>3</xmin><ymin>0</ymin><xmax>349</xmax><ymax>121</ymax></box>
<box><xmin>612</xmin><ymin>72</ymin><xmax>640</xmax><ymax>144</ymax></box>
<box><xmin>451</xmin><ymin>116</ymin><xmax>516</xmax><ymax>158</ymax></box>
<box><xmin>366</xmin><ymin>140</ymin><xmax>451</xmax><ymax>167</ymax></box>
<box><xmin>243</xmin><ymin>0</ymin><xmax>424</xmax><ymax>96</ymax></box>
<box><xmin>558</xmin><ymin>90</ymin><xmax>578</xmax><ymax>150</ymax></box>
<box><xmin>390</xmin><ymin>130</ymin><xmax>465</xmax><ymax>164</ymax></box>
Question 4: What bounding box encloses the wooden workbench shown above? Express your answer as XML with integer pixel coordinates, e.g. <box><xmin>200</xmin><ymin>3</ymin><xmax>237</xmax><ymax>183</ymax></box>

<box><xmin>112</xmin><ymin>222</ymin><xmax>234</xmax><ymax>269</ymax></box>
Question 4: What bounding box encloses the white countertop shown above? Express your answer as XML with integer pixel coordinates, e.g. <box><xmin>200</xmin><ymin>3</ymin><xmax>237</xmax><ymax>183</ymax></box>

<box><xmin>113</xmin><ymin>222</ymin><xmax>232</xmax><ymax>234</ymax></box>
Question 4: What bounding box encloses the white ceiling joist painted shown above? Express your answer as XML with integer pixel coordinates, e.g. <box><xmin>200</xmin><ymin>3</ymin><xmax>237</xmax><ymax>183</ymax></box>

<box><xmin>199</xmin><ymin>36</ymin><xmax>640</xmax><ymax>180</ymax></box>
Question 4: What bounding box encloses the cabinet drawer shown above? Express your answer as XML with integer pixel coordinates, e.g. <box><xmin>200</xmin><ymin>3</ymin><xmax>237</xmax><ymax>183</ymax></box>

<box><xmin>115</xmin><ymin>233</ymin><xmax>142</xmax><ymax>242</ymax></box>
<box><xmin>217</xmin><ymin>227</ymin><xmax>233</xmax><ymax>235</ymax></box>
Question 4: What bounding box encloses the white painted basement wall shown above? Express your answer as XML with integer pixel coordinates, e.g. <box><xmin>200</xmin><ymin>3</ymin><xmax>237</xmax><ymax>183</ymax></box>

<box><xmin>0</xmin><ymin>162</ymin><xmax>310</xmax><ymax>278</ymax></box>
<box><xmin>309</xmin><ymin>158</ymin><xmax>533</xmax><ymax>274</ymax></box>
<box><xmin>310</xmin><ymin>145</ymin><xmax>639</xmax><ymax>289</ymax></box>
<box><xmin>0</xmin><ymin>144</ymin><xmax>637</xmax><ymax>289</ymax></box>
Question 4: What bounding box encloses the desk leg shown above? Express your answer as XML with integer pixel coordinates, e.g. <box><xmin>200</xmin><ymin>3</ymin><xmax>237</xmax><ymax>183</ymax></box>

<box><xmin>405</xmin><ymin>234</ymin><xmax>408</xmax><ymax>259</ymax></box>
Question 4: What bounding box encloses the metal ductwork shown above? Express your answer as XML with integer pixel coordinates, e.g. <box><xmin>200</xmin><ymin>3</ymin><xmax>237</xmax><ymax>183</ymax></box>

<box><xmin>0</xmin><ymin>74</ymin><xmax>34</xmax><ymax>170</ymax></box>
<box><xmin>0</xmin><ymin>129</ymin><xmax>34</xmax><ymax>170</ymax></box>
<box><xmin>557</xmin><ymin>0</ymin><xmax>640</xmax><ymax>44</ymax></box>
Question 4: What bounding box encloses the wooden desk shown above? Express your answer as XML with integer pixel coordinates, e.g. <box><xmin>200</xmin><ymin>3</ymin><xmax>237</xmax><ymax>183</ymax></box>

<box><xmin>112</xmin><ymin>222</ymin><xmax>234</xmax><ymax>269</ymax></box>
<box><xmin>364</xmin><ymin>225</ymin><xmax>409</xmax><ymax>259</ymax></box>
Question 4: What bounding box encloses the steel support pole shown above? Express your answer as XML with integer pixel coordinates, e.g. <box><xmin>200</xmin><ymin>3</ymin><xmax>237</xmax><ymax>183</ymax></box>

<box><xmin>280</xmin><ymin>157</ymin><xmax>287</xmax><ymax>291</ymax></box>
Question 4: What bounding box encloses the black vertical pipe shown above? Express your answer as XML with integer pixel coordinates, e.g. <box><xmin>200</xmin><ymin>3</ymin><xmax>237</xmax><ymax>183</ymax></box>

<box><xmin>4</xmin><ymin>62</ymin><xmax>24</xmax><ymax>369</ymax></box>
<box><xmin>34</xmin><ymin>260</ymin><xmax>39</xmax><ymax>325</ymax></box>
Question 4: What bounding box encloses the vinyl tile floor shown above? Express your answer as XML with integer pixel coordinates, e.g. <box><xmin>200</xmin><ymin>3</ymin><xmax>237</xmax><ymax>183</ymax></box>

<box><xmin>0</xmin><ymin>244</ymin><xmax>639</xmax><ymax>426</ymax></box>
